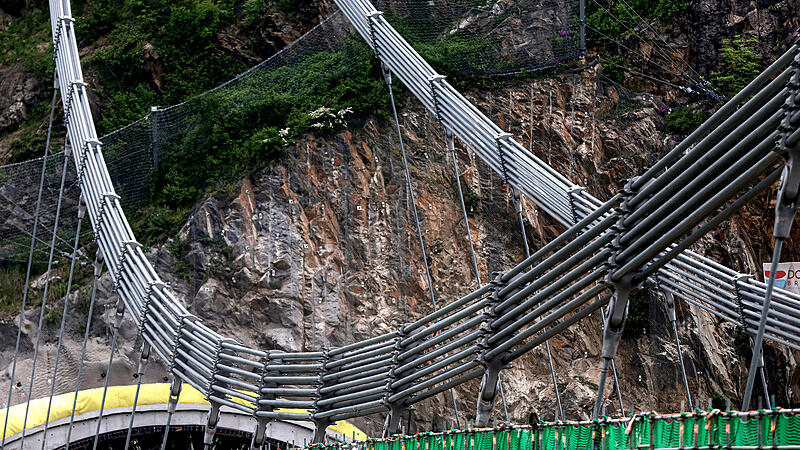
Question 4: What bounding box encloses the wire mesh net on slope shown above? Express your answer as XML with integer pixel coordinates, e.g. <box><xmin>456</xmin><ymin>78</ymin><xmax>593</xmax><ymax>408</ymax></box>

<box><xmin>105</xmin><ymin>11</ymin><xmax>358</xmax><ymax>204</ymax></box>
<box><xmin>0</xmin><ymin>13</ymin><xmax>355</xmax><ymax>263</ymax></box>
<box><xmin>1</xmin><ymin>0</ymin><xmax>581</xmax><ymax>262</ymax></box>
<box><xmin>372</xmin><ymin>0</ymin><xmax>582</xmax><ymax>76</ymax></box>
<box><xmin>0</xmin><ymin>152</ymin><xmax>85</xmax><ymax>264</ymax></box>
<box><xmin>0</xmin><ymin>133</ymin><xmax>155</xmax><ymax>264</ymax></box>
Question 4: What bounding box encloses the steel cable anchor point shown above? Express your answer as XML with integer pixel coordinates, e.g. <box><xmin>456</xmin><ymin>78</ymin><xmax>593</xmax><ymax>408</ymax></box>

<box><xmin>203</xmin><ymin>401</ymin><xmax>221</xmax><ymax>450</ymax></box>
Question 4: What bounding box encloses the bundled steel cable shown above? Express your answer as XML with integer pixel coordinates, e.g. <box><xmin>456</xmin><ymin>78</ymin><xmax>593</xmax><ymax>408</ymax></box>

<box><xmin>19</xmin><ymin>0</ymin><xmax>799</xmax><ymax>446</ymax></box>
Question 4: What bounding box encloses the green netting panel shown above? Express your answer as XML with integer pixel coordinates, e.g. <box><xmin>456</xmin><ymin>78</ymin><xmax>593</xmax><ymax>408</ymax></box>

<box><xmin>507</xmin><ymin>429</ymin><xmax>530</xmax><ymax>450</ymax></box>
<box><xmin>776</xmin><ymin>414</ymin><xmax>800</xmax><ymax>446</ymax></box>
<box><xmin>453</xmin><ymin>432</ymin><xmax>466</xmax><ymax>450</ymax></box>
<box><xmin>604</xmin><ymin>423</ymin><xmax>628</xmax><ymax>450</ymax></box>
<box><xmin>679</xmin><ymin>417</ymin><xmax>699</xmax><ymax>447</ymax></box>
<box><xmin>538</xmin><ymin>426</ymin><xmax>556</xmax><ymax>450</ymax></box>
<box><xmin>729</xmin><ymin>415</ymin><xmax>761</xmax><ymax>447</ymax></box>
<box><xmin>494</xmin><ymin>430</ymin><xmax>508</xmax><ymax>450</ymax></box>
<box><xmin>561</xmin><ymin>424</ymin><xmax>591</xmax><ymax>450</ymax></box>
<box><xmin>337</xmin><ymin>413</ymin><xmax>800</xmax><ymax>450</ymax></box>
<box><xmin>475</xmin><ymin>432</ymin><xmax>494</xmax><ymax>450</ymax></box>
<box><xmin>652</xmin><ymin>418</ymin><xmax>681</xmax><ymax>448</ymax></box>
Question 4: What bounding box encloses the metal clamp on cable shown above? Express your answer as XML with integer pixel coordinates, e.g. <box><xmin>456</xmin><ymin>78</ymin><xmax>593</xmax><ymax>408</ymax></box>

<box><xmin>76</xmin><ymin>138</ymin><xmax>100</xmax><ymax>184</ymax></box>
<box><xmin>475</xmin><ymin>272</ymin><xmax>512</xmax><ymax>427</ymax></box>
<box><xmin>595</xmin><ymin>178</ymin><xmax>646</xmax><ymax>419</ymax></box>
<box><xmin>138</xmin><ymin>342</ymin><xmax>151</xmax><ymax>380</ymax></box>
<box><xmin>660</xmin><ymin>281</ymin><xmax>677</xmax><ymax>323</ymax></box>
<box><xmin>63</xmin><ymin>80</ymin><xmax>86</xmax><ymax>122</ymax></box>
<box><xmin>141</xmin><ymin>280</ymin><xmax>166</xmax><ymax>337</ymax></box>
<box><xmin>567</xmin><ymin>186</ymin><xmax>587</xmax><ymax>224</ymax></box>
<box><xmin>113</xmin><ymin>295</ymin><xmax>126</xmax><ymax>330</ymax></box>
<box><xmin>77</xmin><ymin>193</ymin><xmax>86</xmax><ymax>220</ymax></box>
<box><xmin>381</xmin><ymin>327</ymin><xmax>409</xmax><ymax>437</ymax></box>
<box><xmin>429</xmin><ymin>75</ymin><xmax>447</xmax><ymax>124</ymax></box>
<box><xmin>366</xmin><ymin>11</ymin><xmax>383</xmax><ymax>58</ymax></box>
<box><xmin>731</xmin><ymin>274</ymin><xmax>752</xmax><ymax>333</ymax></box>
<box><xmin>774</xmin><ymin>50</ymin><xmax>800</xmax><ymax>240</ymax></box>
<box><xmin>95</xmin><ymin>192</ymin><xmax>120</xmax><ymax>241</ymax></box>
<box><xmin>93</xmin><ymin>248</ymin><xmax>105</xmax><ymax>279</ymax></box>
<box><xmin>495</xmin><ymin>132</ymin><xmax>513</xmax><ymax>186</ymax></box>
<box><xmin>52</xmin><ymin>16</ymin><xmax>74</xmax><ymax>59</ymax></box>
<box><xmin>204</xmin><ymin>400</ymin><xmax>221</xmax><ymax>450</ymax></box>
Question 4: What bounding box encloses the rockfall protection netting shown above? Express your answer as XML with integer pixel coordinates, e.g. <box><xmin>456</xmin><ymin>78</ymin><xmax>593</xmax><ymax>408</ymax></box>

<box><xmin>300</xmin><ymin>411</ymin><xmax>800</xmax><ymax>450</ymax></box>
<box><xmin>0</xmin><ymin>0</ymin><xmax>584</xmax><ymax>263</ymax></box>
<box><xmin>0</xmin><ymin>152</ymin><xmax>86</xmax><ymax>264</ymax></box>
<box><xmin>372</xmin><ymin>0</ymin><xmax>583</xmax><ymax>76</ymax></box>
<box><xmin>0</xmin><ymin>12</ymin><xmax>355</xmax><ymax>263</ymax></box>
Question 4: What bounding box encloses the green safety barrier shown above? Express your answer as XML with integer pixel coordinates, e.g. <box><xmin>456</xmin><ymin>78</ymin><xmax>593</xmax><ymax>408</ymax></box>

<box><xmin>300</xmin><ymin>410</ymin><xmax>800</xmax><ymax>450</ymax></box>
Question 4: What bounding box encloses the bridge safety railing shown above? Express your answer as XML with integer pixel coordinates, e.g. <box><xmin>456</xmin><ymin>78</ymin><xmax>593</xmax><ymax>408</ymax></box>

<box><xmin>299</xmin><ymin>409</ymin><xmax>800</xmax><ymax>450</ymax></box>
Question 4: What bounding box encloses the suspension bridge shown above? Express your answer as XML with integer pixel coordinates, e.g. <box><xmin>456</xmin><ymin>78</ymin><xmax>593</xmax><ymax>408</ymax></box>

<box><xmin>0</xmin><ymin>0</ymin><xmax>799</xmax><ymax>447</ymax></box>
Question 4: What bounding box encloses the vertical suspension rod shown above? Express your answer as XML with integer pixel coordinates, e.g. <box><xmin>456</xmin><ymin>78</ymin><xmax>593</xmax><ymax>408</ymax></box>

<box><xmin>515</xmin><ymin>194</ymin><xmax>564</xmax><ymax>420</ymax></box>
<box><xmin>448</xmin><ymin>134</ymin><xmax>509</xmax><ymax>422</ymax></box>
<box><xmin>385</xmin><ymin>68</ymin><xmax>461</xmax><ymax>426</ymax></box>
<box><xmin>1</xmin><ymin>87</ymin><xmax>58</xmax><ymax>449</ymax></box>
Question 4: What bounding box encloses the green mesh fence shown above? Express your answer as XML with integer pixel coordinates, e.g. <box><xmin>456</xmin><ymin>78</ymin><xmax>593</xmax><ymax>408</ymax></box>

<box><xmin>301</xmin><ymin>411</ymin><xmax>800</xmax><ymax>450</ymax></box>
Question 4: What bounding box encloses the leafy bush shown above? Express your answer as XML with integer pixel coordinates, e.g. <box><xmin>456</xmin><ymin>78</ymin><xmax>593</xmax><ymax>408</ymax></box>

<box><xmin>153</xmin><ymin>37</ymin><xmax>388</xmax><ymax>208</ymax></box>
<box><xmin>665</xmin><ymin>106</ymin><xmax>707</xmax><ymax>135</ymax></box>
<box><xmin>712</xmin><ymin>36</ymin><xmax>762</xmax><ymax>97</ymax></box>
<box><xmin>602</xmin><ymin>56</ymin><xmax>627</xmax><ymax>84</ymax></box>
<box><xmin>461</xmin><ymin>184</ymin><xmax>481</xmax><ymax>216</ymax></box>
<box><xmin>86</xmin><ymin>0</ymin><xmax>246</xmax><ymax>134</ymax></box>
<box><xmin>587</xmin><ymin>0</ymin><xmax>688</xmax><ymax>47</ymax></box>
<box><xmin>129</xmin><ymin>205</ymin><xmax>191</xmax><ymax>247</ymax></box>
<box><xmin>0</xmin><ymin>5</ymin><xmax>53</xmax><ymax>80</ymax></box>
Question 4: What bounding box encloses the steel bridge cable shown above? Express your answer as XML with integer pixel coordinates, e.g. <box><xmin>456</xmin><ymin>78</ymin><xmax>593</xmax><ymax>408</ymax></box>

<box><xmin>383</xmin><ymin>69</ymin><xmax>462</xmax><ymax>429</ymax></box>
<box><xmin>123</xmin><ymin>345</ymin><xmax>149</xmax><ymax>450</ymax></box>
<box><xmin>617</xmin><ymin>94</ymin><xmax>785</xmax><ymax>246</ymax></box>
<box><xmin>0</xmin><ymin>86</ymin><xmax>58</xmax><ymax>450</ymax></box>
<box><xmin>19</xmin><ymin>135</ymin><xmax>71</xmax><ymax>449</ymax></box>
<box><xmin>40</xmin><ymin>198</ymin><xmax>85</xmax><ymax>450</ymax></box>
<box><xmin>629</xmin><ymin>44</ymin><xmax>798</xmax><ymax>193</ymax></box>
<box><xmin>446</xmin><ymin>134</ymin><xmax>509</xmax><ymax>422</ymax></box>
<box><xmin>92</xmin><ymin>300</ymin><xmax>125</xmax><ymax>450</ymax></box>
<box><xmin>513</xmin><ymin>193</ymin><xmax>564</xmax><ymax>420</ymax></box>
<box><xmin>43</xmin><ymin>0</ymin><xmax>800</xmax><ymax>437</ymax></box>
<box><xmin>65</xmin><ymin>257</ymin><xmax>103</xmax><ymax>450</ymax></box>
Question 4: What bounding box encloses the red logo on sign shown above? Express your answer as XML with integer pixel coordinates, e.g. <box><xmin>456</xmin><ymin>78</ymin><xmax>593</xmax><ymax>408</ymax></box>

<box><xmin>764</xmin><ymin>270</ymin><xmax>787</xmax><ymax>278</ymax></box>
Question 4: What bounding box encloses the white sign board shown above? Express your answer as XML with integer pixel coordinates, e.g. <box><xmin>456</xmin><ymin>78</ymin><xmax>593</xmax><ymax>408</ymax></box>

<box><xmin>762</xmin><ymin>262</ymin><xmax>800</xmax><ymax>294</ymax></box>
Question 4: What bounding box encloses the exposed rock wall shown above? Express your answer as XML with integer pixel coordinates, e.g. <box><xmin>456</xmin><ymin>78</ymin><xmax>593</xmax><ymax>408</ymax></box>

<box><xmin>1</xmin><ymin>0</ymin><xmax>799</xmax><ymax>439</ymax></box>
<box><xmin>4</xmin><ymin>65</ymin><xmax>795</xmax><ymax>436</ymax></box>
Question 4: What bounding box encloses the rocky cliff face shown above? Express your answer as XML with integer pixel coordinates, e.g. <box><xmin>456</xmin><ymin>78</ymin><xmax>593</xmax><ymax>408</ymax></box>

<box><xmin>1</xmin><ymin>0</ymin><xmax>799</xmax><ymax>439</ymax></box>
<box><xmin>148</xmin><ymin>63</ymin><xmax>798</xmax><ymax>433</ymax></box>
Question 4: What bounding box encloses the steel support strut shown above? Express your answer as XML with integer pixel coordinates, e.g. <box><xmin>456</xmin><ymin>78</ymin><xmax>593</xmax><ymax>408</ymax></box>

<box><xmin>743</xmin><ymin>49</ymin><xmax>800</xmax><ymax>410</ymax></box>
<box><xmin>594</xmin><ymin>178</ymin><xmax>644</xmax><ymax>419</ymax></box>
